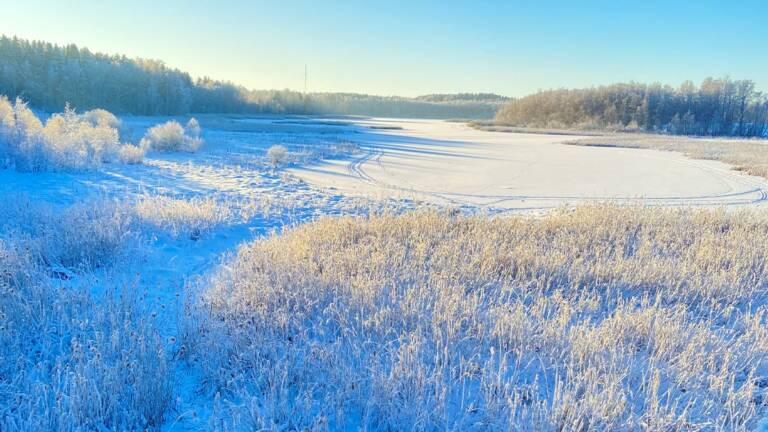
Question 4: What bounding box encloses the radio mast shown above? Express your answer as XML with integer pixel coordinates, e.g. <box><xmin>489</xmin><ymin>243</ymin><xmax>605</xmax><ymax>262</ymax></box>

<box><xmin>303</xmin><ymin>64</ymin><xmax>308</xmax><ymax>114</ymax></box>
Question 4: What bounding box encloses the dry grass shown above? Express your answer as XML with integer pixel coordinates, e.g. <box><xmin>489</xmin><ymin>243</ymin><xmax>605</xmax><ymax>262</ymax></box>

<box><xmin>0</xmin><ymin>197</ymin><xmax>139</xmax><ymax>271</ymax></box>
<box><xmin>0</xmin><ymin>198</ymin><xmax>171</xmax><ymax>431</ymax></box>
<box><xmin>185</xmin><ymin>205</ymin><xmax>768</xmax><ymax>431</ymax></box>
<box><xmin>134</xmin><ymin>195</ymin><xmax>234</xmax><ymax>239</ymax></box>
<box><xmin>470</xmin><ymin>121</ymin><xmax>609</xmax><ymax>136</ymax></box>
<box><xmin>566</xmin><ymin>134</ymin><xmax>768</xmax><ymax>180</ymax></box>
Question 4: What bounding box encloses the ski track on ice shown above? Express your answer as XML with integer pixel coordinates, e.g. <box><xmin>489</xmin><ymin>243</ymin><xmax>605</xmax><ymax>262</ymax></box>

<box><xmin>293</xmin><ymin>119</ymin><xmax>768</xmax><ymax>211</ymax></box>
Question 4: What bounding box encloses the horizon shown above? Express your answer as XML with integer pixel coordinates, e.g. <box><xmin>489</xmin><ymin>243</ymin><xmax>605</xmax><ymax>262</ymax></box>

<box><xmin>3</xmin><ymin>2</ymin><xmax>768</xmax><ymax>430</ymax></box>
<box><xmin>1</xmin><ymin>0</ymin><xmax>766</xmax><ymax>97</ymax></box>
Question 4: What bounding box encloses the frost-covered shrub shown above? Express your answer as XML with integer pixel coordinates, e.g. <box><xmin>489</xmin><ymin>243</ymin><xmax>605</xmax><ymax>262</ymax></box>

<box><xmin>141</xmin><ymin>119</ymin><xmax>203</xmax><ymax>153</ymax></box>
<box><xmin>141</xmin><ymin>121</ymin><xmax>184</xmax><ymax>151</ymax></box>
<box><xmin>118</xmin><ymin>143</ymin><xmax>146</xmax><ymax>164</ymax></box>
<box><xmin>267</xmin><ymin>144</ymin><xmax>288</xmax><ymax>169</ymax></box>
<box><xmin>0</xmin><ymin>96</ymin><xmax>140</xmax><ymax>171</ymax></box>
<box><xmin>11</xmin><ymin>97</ymin><xmax>43</xmax><ymax>136</ymax></box>
<box><xmin>41</xmin><ymin>105</ymin><xmax>121</xmax><ymax>171</ymax></box>
<box><xmin>81</xmin><ymin>108</ymin><xmax>121</xmax><ymax>129</ymax></box>
<box><xmin>0</xmin><ymin>96</ymin><xmax>14</xmax><ymax>166</ymax></box>
<box><xmin>2</xmin><ymin>97</ymin><xmax>46</xmax><ymax>171</ymax></box>
<box><xmin>0</xmin><ymin>95</ymin><xmax>13</xmax><ymax>127</ymax></box>
<box><xmin>186</xmin><ymin>205</ymin><xmax>768</xmax><ymax>430</ymax></box>
<box><xmin>186</xmin><ymin>117</ymin><xmax>201</xmax><ymax>139</ymax></box>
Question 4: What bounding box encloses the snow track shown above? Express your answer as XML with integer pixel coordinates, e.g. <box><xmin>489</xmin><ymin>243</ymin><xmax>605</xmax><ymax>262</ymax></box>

<box><xmin>292</xmin><ymin>119</ymin><xmax>768</xmax><ymax>211</ymax></box>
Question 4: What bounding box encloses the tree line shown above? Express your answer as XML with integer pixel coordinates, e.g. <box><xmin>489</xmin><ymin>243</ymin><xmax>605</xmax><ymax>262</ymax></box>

<box><xmin>0</xmin><ymin>36</ymin><xmax>503</xmax><ymax>119</ymax></box>
<box><xmin>307</xmin><ymin>92</ymin><xmax>506</xmax><ymax>119</ymax></box>
<box><xmin>495</xmin><ymin>79</ymin><xmax>768</xmax><ymax>137</ymax></box>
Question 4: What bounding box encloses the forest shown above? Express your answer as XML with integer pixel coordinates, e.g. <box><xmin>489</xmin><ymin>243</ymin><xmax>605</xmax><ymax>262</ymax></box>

<box><xmin>4</xmin><ymin>35</ymin><xmax>765</xmax><ymax>135</ymax></box>
<box><xmin>494</xmin><ymin>79</ymin><xmax>768</xmax><ymax>137</ymax></box>
<box><xmin>0</xmin><ymin>36</ymin><xmax>503</xmax><ymax>118</ymax></box>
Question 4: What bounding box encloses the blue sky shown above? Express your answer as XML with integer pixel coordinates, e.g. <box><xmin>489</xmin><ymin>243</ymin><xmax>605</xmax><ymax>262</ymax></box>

<box><xmin>1</xmin><ymin>0</ymin><xmax>766</xmax><ymax>96</ymax></box>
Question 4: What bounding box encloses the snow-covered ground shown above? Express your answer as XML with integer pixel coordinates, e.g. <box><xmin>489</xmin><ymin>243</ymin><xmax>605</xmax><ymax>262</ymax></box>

<box><xmin>3</xmin><ymin>115</ymin><xmax>768</xmax><ymax>430</ymax></box>
<box><xmin>291</xmin><ymin>118</ymin><xmax>768</xmax><ymax>210</ymax></box>
<box><xmin>0</xmin><ymin>116</ymin><xmax>395</xmax><ymax>430</ymax></box>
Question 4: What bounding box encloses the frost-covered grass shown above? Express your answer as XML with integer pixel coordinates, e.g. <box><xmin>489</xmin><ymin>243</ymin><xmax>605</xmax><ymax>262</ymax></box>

<box><xmin>185</xmin><ymin>205</ymin><xmax>768</xmax><ymax>430</ymax></box>
<box><xmin>0</xmin><ymin>96</ymin><xmax>148</xmax><ymax>171</ymax></box>
<box><xmin>0</xmin><ymin>187</ymin><xmax>376</xmax><ymax>430</ymax></box>
<box><xmin>253</xmin><ymin>139</ymin><xmax>358</xmax><ymax>173</ymax></box>
<box><xmin>0</xmin><ymin>198</ymin><xmax>171</xmax><ymax>431</ymax></box>
<box><xmin>134</xmin><ymin>194</ymin><xmax>234</xmax><ymax>239</ymax></box>
<box><xmin>0</xmin><ymin>191</ymin><xmax>279</xmax><ymax>430</ymax></box>
<box><xmin>470</xmin><ymin>121</ymin><xmax>608</xmax><ymax>136</ymax></box>
<box><xmin>141</xmin><ymin>119</ymin><xmax>203</xmax><ymax>153</ymax></box>
<box><xmin>567</xmin><ymin>134</ymin><xmax>768</xmax><ymax>180</ymax></box>
<box><xmin>0</xmin><ymin>261</ymin><xmax>172</xmax><ymax>431</ymax></box>
<box><xmin>288</xmin><ymin>138</ymin><xmax>358</xmax><ymax>165</ymax></box>
<box><xmin>0</xmin><ymin>197</ymin><xmax>139</xmax><ymax>271</ymax></box>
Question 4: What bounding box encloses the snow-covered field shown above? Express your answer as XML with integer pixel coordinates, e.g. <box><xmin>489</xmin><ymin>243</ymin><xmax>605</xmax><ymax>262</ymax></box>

<box><xmin>291</xmin><ymin>118</ymin><xmax>768</xmax><ymax>210</ymax></box>
<box><xmin>3</xmin><ymin>115</ymin><xmax>768</xmax><ymax>430</ymax></box>
<box><xmin>0</xmin><ymin>115</ymin><xmax>392</xmax><ymax>430</ymax></box>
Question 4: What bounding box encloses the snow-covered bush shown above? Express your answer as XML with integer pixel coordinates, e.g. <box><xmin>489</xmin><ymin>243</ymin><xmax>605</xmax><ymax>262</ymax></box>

<box><xmin>186</xmin><ymin>205</ymin><xmax>768</xmax><ymax>430</ymax></box>
<box><xmin>0</xmin><ymin>96</ymin><xmax>14</xmax><ymax>166</ymax></box>
<box><xmin>11</xmin><ymin>97</ymin><xmax>43</xmax><ymax>136</ymax></box>
<box><xmin>267</xmin><ymin>144</ymin><xmax>288</xmax><ymax>169</ymax></box>
<box><xmin>1</xmin><ymin>97</ymin><xmax>46</xmax><ymax>171</ymax></box>
<box><xmin>40</xmin><ymin>105</ymin><xmax>121</xmax><ymax>171</ymax></box>
<box><xmin>81</xmin><ymin>108</ymin><xmax>121</xmax><ymax>129</ymax></box>
<box><xmin>186</xmin><ymin>117</ymin><xmax>201</xmax><ymax>139</ymax></box>
<box><xmin>141</xmin><ymin>119</ymin><xmax>203</xmax><ymax>153</ymax></box>
<box><xmin>0</xmin><ymin>95</ymin><xmax>13</xmax><ymax>127</ymax></box>
<box><xmin>118</xmin><ymin>143</ymin><xmax>146</xmax><ymax>164</ymax></box>
<box><xmin>0</xmin><ymin>96</ymin><xmax>142</xmax><ymax>171</ymax></box>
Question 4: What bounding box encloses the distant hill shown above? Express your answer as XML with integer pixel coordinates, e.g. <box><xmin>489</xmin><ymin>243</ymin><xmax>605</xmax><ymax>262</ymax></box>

<box><xmin>415</xmin><ymin>93</ymin><xmax>509</xmax><ymax>103</ymax></box>
<box><xmin>0</xmin><ymin>35</ymin><xmax>503</xmax><ymax>119</ymax></box>
<box><xmin>307</xmin><ymin>92</ymin><xmax>506</xmax><ymax>119</ymax></box>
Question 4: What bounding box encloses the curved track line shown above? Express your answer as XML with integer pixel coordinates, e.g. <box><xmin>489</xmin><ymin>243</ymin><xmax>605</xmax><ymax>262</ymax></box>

<box><xmin>344</xmin><ymin>141</ymin><xmax>768</xmax><ymax>210</ymax></box>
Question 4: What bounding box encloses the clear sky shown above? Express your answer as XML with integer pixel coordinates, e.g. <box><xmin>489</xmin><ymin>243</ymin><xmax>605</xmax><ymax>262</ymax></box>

<box><xmin>1</xmin><ymin>0</ymin><xmax>766</xmax><ymax>97</ymax></box>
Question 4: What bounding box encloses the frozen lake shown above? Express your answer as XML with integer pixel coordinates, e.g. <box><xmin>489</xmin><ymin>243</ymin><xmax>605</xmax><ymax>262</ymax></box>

<box><xmin>292</xmin><ymin>118</ymin><xmax>768</xmax><ymax>210</ymax></box>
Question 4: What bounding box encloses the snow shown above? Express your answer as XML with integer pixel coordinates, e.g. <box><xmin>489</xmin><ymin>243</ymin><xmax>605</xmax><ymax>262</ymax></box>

<box><xmin>3</xmin><ymin>114</ymin><xmax>767</xmax><ymax>430</ymax></box>
<box><xmin>0</xmin><ymin>116</ymin><xmax>389</xmax><ymax>430</ymax></box>
<box><xmin>290</xmin><ymin>118</ymin><xmax>768</xmax><ymax>210</ymax></box>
